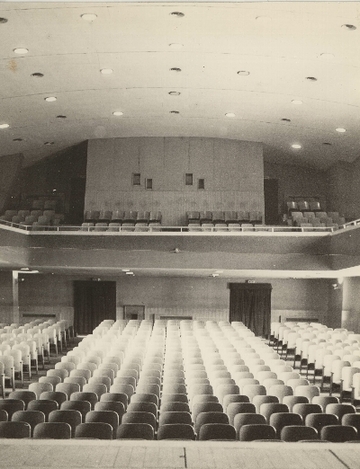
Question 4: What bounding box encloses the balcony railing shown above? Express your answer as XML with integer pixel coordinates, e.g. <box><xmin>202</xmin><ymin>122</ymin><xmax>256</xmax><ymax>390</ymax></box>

<box><xmin>1</xmin><ymin>217</ymin><xmax>355</xmax><ymax>235</ymax></box>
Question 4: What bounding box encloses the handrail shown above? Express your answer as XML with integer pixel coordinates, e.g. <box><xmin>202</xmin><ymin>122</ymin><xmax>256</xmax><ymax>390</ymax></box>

<box><xmin>0</xmin><ymin>217</ymin><xmax>348</xmax><ymax>234</ymax></box>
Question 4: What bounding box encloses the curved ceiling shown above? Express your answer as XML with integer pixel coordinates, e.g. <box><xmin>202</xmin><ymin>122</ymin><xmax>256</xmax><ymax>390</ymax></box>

<box><xmin>1</xmin><ymin>1</ymin><xmax>360</xmax><ymax>170</ymax></box>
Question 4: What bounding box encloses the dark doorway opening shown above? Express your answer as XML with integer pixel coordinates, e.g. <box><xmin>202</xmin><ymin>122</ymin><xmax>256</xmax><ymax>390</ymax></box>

<box><xmin>73</xmin><ymin>281</ymin><xmax>116</xmax><ymax>335</ymax></box>
<box><xmin>229</xmin><ymin>283</ymin><xmax>272</xmax><ymax>338</ymax></box>
<box><xmin>68</xmin><ymin>176</ymin><xmax>86</xmax><ymax>225</ymax></box>
<box><xmin>264</xmin><ymin>178</ymin><xmax>279</xmax><ymax>225</ymax></box>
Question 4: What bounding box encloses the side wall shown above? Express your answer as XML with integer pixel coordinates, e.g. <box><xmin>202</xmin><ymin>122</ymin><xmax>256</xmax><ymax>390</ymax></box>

<box><xmin>325</xmin><ymin>156</ymin><xmax>360</xmax><ymax>221</ymax></box>
<box><xmin>0</xmin><ymin>153</ymin><xmax>24</xmax><ymax>214</ymax></box>
<box><xmin>264</xmin><ymin>162</ymin><xmax>328</xmax><ymax>214</ymax></box>
<box><xmin>10</xmin><ymin>274</ymin><xmax>339</xmax><ymax>329</ymax></box>
<box><xmin>85</xmin><ymin>137</ymin><xmax>264</xmax><ymax>225</ymax></box>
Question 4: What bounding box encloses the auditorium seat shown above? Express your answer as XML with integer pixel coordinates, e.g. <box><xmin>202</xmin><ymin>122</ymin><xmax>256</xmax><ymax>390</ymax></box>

<box><xmin>33</xmin><ymin>421</ymin><xmax>72</xmax><ymax>439</ymax></box>
<box><xmin>75</xmin><ymin>422</ymin><xmax>113</xmax><ymax>439</ymax></box>
<box><xmin>116</xmin><ymin>422</ymin><xmax>154</xmax><ymax>440</ymax></box>
<box><xmin>239</xmin><ymin>423</ymin><xmax>277</xmax><ymax>441</ymax></box>
<box><xmin>0</xmin><ymin>421</ymin><xmax>31</xmax><ymax>438</ymax></box>
<box><xmin>11</xmin><ymin>410</ymin><xmax>45</xmax><ymax>436</ymax></box>
<box><xmin>198</xmin><ymin>422</ymin><xmax>236</xmax><ymax>441</ymax></box>
<box><xmin>157</xmin><ymin>423</ymin><xmax>195</xmax><ymax>440</ymax></box>
<box><xmin>85</xmin><ymin>410</ymin><xmax>119</xmax><ymax>438</ymax></box>
<box><xmin>281</xmin><ymin>425</ymin><xmax>319</xmax><ymax>442</ymax></box>
<box><xmin>269</xmin><ymin>412</ymin><xmax>303</xmax><ymax>438</ymax></box>
<box><xmin>48</xmin><ymin>409</ymin><xmax>82</xmax><ymax>437</ymax></box>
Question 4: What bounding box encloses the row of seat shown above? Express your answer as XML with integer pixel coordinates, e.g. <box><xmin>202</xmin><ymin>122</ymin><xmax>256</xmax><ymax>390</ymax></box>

<box><xmin>286</xmin><ymin>200</ymin><xmax>323</xmax><ymax>213</ymax></box>
<box><xmin>2</xmin><ymin>318</ymin><xmax>359</xmax><ymax>441</ymax></box>
<box><xmin>0</xmin><ymin>319</ymin><xmax>71</xmax><ymax>395</ymax></box>
<box><xmin>286</xmin><ymin>211</ymin><xmax>345</xmax><ymax>228</ymax></box>
<box><xmin>186</xmin><ymin>211</ymin><xmax>263</xmax><ymax>225</ymax></box>
<box><xmin>270</xmin><ymin>321</ymin><xmax>360</xmax><ymax>403</ymax></box>
<box><xmin>0</xmin><ymin>210</ymin><xmax>65</xmax><ymax>229</ymax></box>
<box><xmin>80</xmin><ymin>222</ymin><xmax>162</xmax><ymax>232</ymax></box>
<box><xmin>84</xmin><ymin>210</ymin><xmax>162</xmax><ymax>224</ymax></box>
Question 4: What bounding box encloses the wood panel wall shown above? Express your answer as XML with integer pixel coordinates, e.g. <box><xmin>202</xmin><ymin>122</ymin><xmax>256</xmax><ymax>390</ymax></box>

<box><xmin>85</xmin><ymin>137</ymin><xmax>264</xmax><ymax>225</ymax></box>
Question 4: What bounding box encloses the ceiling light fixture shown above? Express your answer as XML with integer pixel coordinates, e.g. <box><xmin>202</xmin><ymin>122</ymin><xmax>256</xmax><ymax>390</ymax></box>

<box><xmin>0</xmin><ymin>17</ymin><xmax>8</xmax><ymax>23</ymax></box>
<box><xmin>281</xmin><ymin>118</ymin><xmax>291</xmax><ymax>122</ymax></box>
<box><xmin>0</xmin><ymin>123</ymin><xmax>10</xmax><ymax>129</ymax></box>
<box><xmin>170</xmin><ymin>110</ymin><xmax>180</xmax><ymax>114</ymax></box>
<box><xmin>81</xmin><ymin>13</ymin><xmax>97</xmax><ymax>22</ymax></box>
<box><xmin>56</xmin><ymin>115</ymin><xmax>67</xmax><ymax>119</ymax></box>
<box><xmin>225</xmin><ymin>112</ymin><xmax>236</xmax><ymax>118</ymax></box>
<box><xmin>291</xmin><ymin>99</ymin><xmax>303</xmax><ymax>105</ymax></box>
<box><xmin>100</xmin><ymin>68</ymin><xmax>113</xmax><ymax>75</ymax></box>
<box><xmin>31</xmin><ymin>72</ymin><xmax>44</xmax><ymax>78</ymax></box>
<box><xmin>336</xmin><ymin>127</ymin><xmax>346</xmax><ymax>133</ymax></box>
<box><xmin>210</xmin><ymin>273</ymin><xmax>219</xmax><ymax>278</ymax></box>
<box><xmin>122</xmin><ymin>268</ymin><xmax>130</xmax><ymax>272</ymax></box>
<box><xmin>306</xmin><ymin>76</ymin><xmax>318</xmax><ymax>81</ymax></box>
<box><xmin>342</xmin><ymin>23</ymin><xmax>357</xmax><ymax>31</ymax></box>
<box><xmin>323</xmin><ymin>142</ymin><xmax>332</xmax><ymax>146</ymax></box>
<box><xmin>13</xmin><ymin>47</ymin><xmax>28</xmax><ymax>54</ymax></box>
<box><xmin>168</xmin><ymin>91</ymin><xmax>181</xmax><ymax>96</ymax></box>
<box><xmin>170</xmin><ymin>67</ymin><xmax>182</xmax><ymax>72</ymax></box>
<box><xmin>44</xmin><ymin>141</ymin><xmax>55</xmax><ymax>145</ymax></box>
<box><xmin>112</xmin><ymin>111</ymin><xmax>124</xmax><ymax>116</ymax></box>
<box><xmin>13</xmin><ymin>138</ymin><xmax>23</xmax><ymax>141</ymax></box>
<box><xmin>237</xmin><ymin>70</ymin><xmax>250</xmax><ymax>76</ymax></box>
<box><xmin>125</xmin><ymin>271</ymin><xmax>135</xmax><ymax>276</ymax></box>
<box><xmin>169</xmin><ymin>43</ymin><xmax>183</xmax><ymax>49</ymax></box>
<box><xmin>170</xmin><ymin>11</ymin><xmax>185</xmax><ymax>17</ymax></box>
<box><xmin>320</xmin><ymin>53</ymin><xmax>335</xmax><ymax>59</ymax></box>
<box><xmin>45</xmin><ymin>96</ymin><xmax>57</xmax><ymax>102</ymax></box>
<box><xmin>291</xmin><ymin>144</ymin><xmax>302</xmax><ymax>149</ymax></box>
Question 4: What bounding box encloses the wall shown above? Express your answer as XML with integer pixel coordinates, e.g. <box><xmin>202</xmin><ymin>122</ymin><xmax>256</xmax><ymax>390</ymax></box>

<box><xmin>85</xmin><ymin>137</ymin><xmax>264</xmax><ymax>225</ymax></box>
<box><xmin>325</xmin><ymin>156</ymin><xmax>360</xmax><ymax>222</ymax></box>
<box><xmin>0</xmin><ymin>153</ymin><xmax>23</xmax><ymax>214</ymax></box>
<box><xmin>0</xmin><ymin>271</ymin><xmax>14</xmax><ymax>324</ymax></box>
<box><xmin>342</xmin><ymin>277</ymin><xmax>360</xmax><ymax>333</ymax></box>
<box><xmin>264</xmin><ymin>161</ymin><xmax>327</xmax><ymax>214</ymax></box>
<box><xmin>14</xmin><ymin>273</ymin><xmax>335</xmax><ymax>328</ymax></box>
<box><xmin>19</xmin><ymin>142</ymin><xmax>88</xmax><ymax>221</ymax></box>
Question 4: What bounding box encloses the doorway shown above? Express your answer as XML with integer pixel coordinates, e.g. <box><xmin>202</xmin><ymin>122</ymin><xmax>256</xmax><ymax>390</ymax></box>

<box><xmin>229</xmin><ymin>283</ymin><xmax>272</xmax><ymax>338</ymax></box>
<box><xmin>73</xmin><ymin>281</ymin><xmax>116</xmax><ymax>335</ymax></box>
<box><xmin>264</xmin><ymin>178</ymin><xmax>279</xmax><ymax>225</ymax></box>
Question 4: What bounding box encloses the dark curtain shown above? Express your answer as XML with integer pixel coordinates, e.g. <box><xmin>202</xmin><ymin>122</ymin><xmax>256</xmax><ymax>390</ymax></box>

<box><xmin>73</xmin><ymin>281</ymin><xmax>116</xmax><ymax>335</ymax></box>
<box><xmin>229</xmin><ymin>283</ymin><xmax>272</xmax><ymax>337</ymax></box>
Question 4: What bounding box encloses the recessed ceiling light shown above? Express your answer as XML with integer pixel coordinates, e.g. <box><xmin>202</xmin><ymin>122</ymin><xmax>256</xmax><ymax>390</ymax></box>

<box><xmin>44</xmin><ymin>141</ymin><xmax>55</xmax><ymax>145</ymax></box>
<box><xmin>168</xmin><ymin>91</ymin><xmax>181</xmax><ymax>96</ymax></box>
<box><xmin>320</xmin><ymin>53</ymin><xmax>335</xmax><ymax>60</ymax></box>
<box><xmin>13</xmin><ymin>138</ymin><xmax>23</xmax><ymax>142</ymax></box>
<box><xmin>336</xmin><ymin>127</ymin><xmax>346</xmax><ymax>133</ymax></box>
<box><xmin>225</xmin><ymin>112</ymin><xmax>236</xmax><ymax>118</ymax></box>
<box><xmin>56</xmin><ymin>115</ymin><xmax>67</xmax><ymax>119</ymax></box>
<box><xmin>112</xmin><ymin>111</ymin><xmax>124</xmax><ymax>116</ymax></box>
<box><xmin>255</xmin><ymin>16</ymin><xmax>271</xmax><ymax>23</ymax></box>
<box><xmin>13</xmin><ymin>47</ymin><xmax>29</xmax><ymax>55</ymax></box>
<box><xmin>170</xmin><ymin>110</ymin><xmax>180</xmax><ymax>114</ymax></box>
<box><xmin>0</xmin><ymin>17</ymin><xmax>8</xmax><ymax>24</ymax></box>
<box><xmin>170</xmin><ymin>11</ymin><xmax>185</xmax><ymax>17</ymax></box>
<box><xmin>125</xmin><ymin>271</ymin><xmax>135</xmax><ymax>275</ymax></box>
<box><xmin>0</xmin><ymin>123</ymin><xmax>10</xmax><ymax>129</ymax></box>
<box><xmin>210</xmin><ymin>273</ymin><xmax>219</xmax><ymax>278</ymax></box>
<box><xmin>170</xmin><ymin>67</ymin><xmax>182</xmax><ymax>72</ymax></box>
<box><xmin>122</xmin><ymin>268</ymin><xmax>130</xmax><ymax>272</ymax></box>
<box><xmin>45</xmin><ymin>96</ymin><xmax>57</xmax><ymax>102</ymax></box>
<box><xmin>306</xmin><ymin>76</ymin><xmax>318</xmax><ymax>81</ymax></box>
<box><xmin>281</xmin><ymin>118</ymin><xmax>291</xmax><ymax>122</ymax></box>
<box><xmin>342</xmin><ymin>24</ymin><xmax>357</xmax><ymax>31</ymax></box>
<box><xmin>169</xmin><ymin>43</ymin><xmax>183</xmax><ymax>50</ymax></box>
<box><xmin>31</xmin><ymin>72</ymin><xmax>44</xmax><ymax>78</ymax></box>
<box><xmin>237</xmin><ymin>70</ymin><xmax>250</xmax><ymax>76</ymax></box>
<box><xmin>81</xmin><ymin>13</ymin><xmax>97</xmax><ymax>22</ymax></box>
<box><xmin>291</xmin><ymin>144</ymin><xmax>302</xmax><ymax>149</ymax></box>
<box><xmin>323</xmin><ymin>142</ymin><xmax>332</xmax><ymax>146</ymax></box>
<box><xmin>100</xmin><ymin>68</ymin><xmax>113</xmax><ymax>75</ymax></box>
<box><xmin>291</xmin><ymin>99</ymin><xmax>303</xmax><ymax>105</ymax></box>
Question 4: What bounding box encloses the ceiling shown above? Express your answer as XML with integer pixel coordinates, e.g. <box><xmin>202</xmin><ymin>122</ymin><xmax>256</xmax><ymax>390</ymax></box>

<box><xmin>1</xmin><ymin>1</ymin><xmax>360</xmax><ymax>171</ymax></box>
